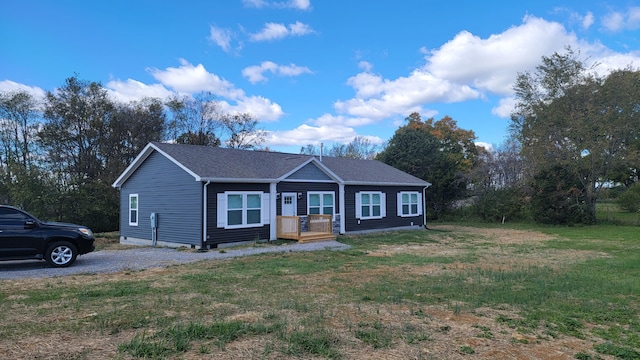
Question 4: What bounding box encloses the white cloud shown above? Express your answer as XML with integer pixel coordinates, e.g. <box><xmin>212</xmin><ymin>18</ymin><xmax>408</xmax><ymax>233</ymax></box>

<box><xmin>491</xmin><ymin>96</ymin><xmax>516</xmax><ymax>118</ymax></box>
<box><xmin>582</xmin><ymin>11</ymin><xmax>595</xmax><ymax>29</ymax></box>
<box><xmin>603</xmin><ymin>7</ymin><xmax>640</xmax><ymax>32</ymax></box>
<box><xmin>292</xmin><ymin>14</ymin><xmax>640</xmax><ymax>135</ymax></box>
<box><xmin>358</xmin><ymin>61</ymin><xmax>373</xmax><ymax>72</ymax></box>
<box><xmin>249</xmin><ymin>21</ymin><xmax>313</xmax><ymax>41</ymax></box>
<box><xmin>242</xmin><ymin>0</ymin><xmax>267</xmax><ymax>7</ymax></box>
<box><xmin>265</xmin><ymin>124</ymin><xmax>370</xmax><ymax>146</ymax></box>
<box><xmin>217</xmin><ymin>95</ymin><xmax>284</xmax><ymax>121</ymax></box>
<box><xmin>334</xmin><ymin>69</ymin><xmax>479</xmax><ymax>120</ymax></box>
<box><xmin>146</xmin><ymin>59</ymin><xmax>284</xmax><ymax>121</ymax></box>
<box><xmin>209</xmin><ymin>25</ymin><xmax>233</xmax><ymax>52</ymax></box>
<box><xmin>149</xmin><ymin>59</ymin><xmax>245</xmax><ymax>99</ymax></box>
<box><xmin>425</xmin><ymin>15</ymin><xmax>576</xmax><ymax>95</ymax></box>
<box><xmin>289</xmin><ymin>0</ymin><xmax>311</xmax><ymax>10</ymax></box>
<box><xmin>242</xmin><ymin>0</ymin><xmax>311</xmax><ymax>10</ymax></box>
<box><xmin>475</xmin><ymin>142</ymin><xmax>493</xmax><ymax>152</ymax></box>
<box><xmin>311</xmin><ymin>113</ymin><xmax>376</xmax><ymax>127</ymax></box>
<box><xmin>0</xmin><ymin>80</ymin><xmax>46</xmax><ymax>101</ymax></box>
<box><xmin>603</xmin><ymin>11</ymin><xmax>625</xmax><ymax>32</ymax></box>
<box><xmin>242</xmin><ymin>61</ymin><xmax>312</xmax><ymax>83</ymax></box>
<box><xmin>106</xmin><ymin>79</ymin><xmax>174</xmax><ymax>103</ymax></box>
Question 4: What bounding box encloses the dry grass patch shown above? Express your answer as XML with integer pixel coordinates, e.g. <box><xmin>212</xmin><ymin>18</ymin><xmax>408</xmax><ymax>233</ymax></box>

<box><xmin>0</xmin><ymin>225</ymin><xmax>635</xmax><ymax>359</ymax></box>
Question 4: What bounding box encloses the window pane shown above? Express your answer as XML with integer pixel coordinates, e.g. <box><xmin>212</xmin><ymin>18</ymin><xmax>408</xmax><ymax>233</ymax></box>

<box><xmin>130</xmin><ymin>196</ymin><xmax>137</xmax><ymax>209</ymax></box>
<box><xmin>323</xmin><ymin>194</ymin><xmax>333</xmax><ymax>205</ymax></box>
<box><xmin>309</xmin><ymin>207</ymin><xmax>320</xmax><ymax>214</ymax></box>
<box><xmin>228</xmin><ymin>194</ymin><xmax>243</xmax><ymax>209</ymax></box>
<box><xmin>402</xmin><ymin>204</ymin><xmax>409</xmax><ymax>214</ymax></box>
<box><xmin>372</xmin><ymin>205</ymin><xmax>380</xmax><ymax>217</ymax></box>
<box><xmin>130</xmin><ymin>210</ymin><xmax>137</xmax><ymax>223</ymax></box>
<box><xmin>411</xmin><ymin>193</ymin><xmax>418</xmax><ymax>203</ymax></box>
<box><xmin>323</xmin><ymin>206</ymin><xmax>332</xmax><ymax>215</ymax></box>
<box><xmin>362</xmin><ymin>206</ymin><xmax>370</xmax><ymax>217</ymax></box>
<box><xmin>372</xmin><ymin>193</ymin><xmax>380</xmax><ymax>204</ymax></box>
<box><xmin>402</xmin><ymin>193</ymin><xmax>409</xmax><ymax>203</ymax></box>
<box><xmin>411</xmin><ymin>204</ymin><xmax>418</xmax><ymax>214</ymax></box>
<box><xmin>361</xmin><ymin>194</ymin><xmax>370</xmax><ymax>205</ymax></box>
<box><xmin>228</xmin><ymin>210</ymin><xmax>242</xmax><ymax>225</ymax></box>
<box><xmin>309</xmin><ymin>194</ymin><xmax>320</xmax><ymax>206</ymax></box>
<box><xmin>247</xmin><ymin>194</ymin><xmax>261</xmax><ymax>208</ymax></box>
<box><xmin>247</xmin><ymin>209</ymin><xmax>261</xmax><ymax>224</ymax></box>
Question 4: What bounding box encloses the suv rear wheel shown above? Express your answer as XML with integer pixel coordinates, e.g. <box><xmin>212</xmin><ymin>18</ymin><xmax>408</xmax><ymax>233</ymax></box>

<box><xmin>45</xmin><ymin>241</ymin><xmax>77</xmax><ymax>267</ymax></box>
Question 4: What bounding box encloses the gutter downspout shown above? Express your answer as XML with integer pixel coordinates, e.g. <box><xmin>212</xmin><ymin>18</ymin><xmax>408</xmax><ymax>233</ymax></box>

<box><xmin>203</xmin><ymin>181</ymin><xmax>211</xmax><ymax>248</ymax></box>
<box><xmin>422</xmin><ymin>186</ymin><xmax>429</xmax><ymax>229</ymax></box>
<box><xmin>270</xmin><ymin>182</ymin><xmax>277</xmax><ymax>240</ymax></box>
<box><xmin>339</xmin><ymin>183</ymin><xmax>345</xmax><ymax>234</ymax></box>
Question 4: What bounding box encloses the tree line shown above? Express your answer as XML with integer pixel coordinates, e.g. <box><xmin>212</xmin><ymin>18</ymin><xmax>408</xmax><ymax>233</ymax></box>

<box><xmin>376</xmin><ymin>48</ymin><xmax>640</xmax><ymax>224</ymax></box>
<box><xmin>3</xmin><ymin>49</ymin><xmax>639</xmax><ymax>231</ymax></box>
<box><xmin>0</xmin><ymin>76</ymin><xmax>266</xmax><ymax>232</ymax></box>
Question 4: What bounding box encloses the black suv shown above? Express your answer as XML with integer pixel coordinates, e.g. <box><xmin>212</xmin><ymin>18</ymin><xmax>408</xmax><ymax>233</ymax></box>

<box><xmin>0</xmin><ymin>205</ymin><xmax>95</xmax><ymax>267</ymax></box>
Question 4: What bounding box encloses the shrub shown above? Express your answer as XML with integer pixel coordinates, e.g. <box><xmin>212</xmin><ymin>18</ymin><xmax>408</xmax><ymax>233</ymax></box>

<box><xmin>616</xmin><ymin>182</ymin><xmax>640</xmax><ymax>213</ymax></box>
<box><xmin>473</xmin><ymin>188</ymin><xmax>526</xmax><ymax>222</ymax></box>
<box><xmin>529</xmin><ymin>166</ymin><xmax>593</xmax><ymax>225</ymax></box>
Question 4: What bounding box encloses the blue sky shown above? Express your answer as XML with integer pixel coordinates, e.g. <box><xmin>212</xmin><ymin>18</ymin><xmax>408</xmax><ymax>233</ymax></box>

<box><xmin>2</xmin><ymin>0</ymin><xmax>640</xmax><ymax>153</ymax></box>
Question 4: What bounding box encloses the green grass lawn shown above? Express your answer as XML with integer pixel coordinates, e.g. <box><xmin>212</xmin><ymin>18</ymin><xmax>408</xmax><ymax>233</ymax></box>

<box><xmin>1</xmin><ymin>222</ymin><xmax>639</xmax><ymax>359</ymax></box>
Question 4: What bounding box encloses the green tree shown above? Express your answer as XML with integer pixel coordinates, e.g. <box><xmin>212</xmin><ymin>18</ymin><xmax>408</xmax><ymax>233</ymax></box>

<box><xmin>38</xmin><ymin>76</ymin><xmax>116</xmax><ymax>230</ymax></box>
<box><xmin>377</xmin><ymin>113</ymin><xmax>478</xmax><ymax>218</ymax></box>
<box><xmin>0</xmin><ymin>90</ymin><xmax>50</xmax><ymax>212</ymax></box>
<box><xmin>529</xmin><ymin>165</ymin><xmax>591</xmax><ymax>224</ymax></box>
<box><xmin>617</xmin><ymin>182</ymin><xmax>640</xmax><ymax>213</ymax></box>
<box><xmin>103</xmin><ymin>98</ymin><xmax>166</xmax><ymax>180</ymax></box>
<box><xmin>511</xmin><ymin>48</ymin><xmax>640</xmax><ymax>222</ymax></box>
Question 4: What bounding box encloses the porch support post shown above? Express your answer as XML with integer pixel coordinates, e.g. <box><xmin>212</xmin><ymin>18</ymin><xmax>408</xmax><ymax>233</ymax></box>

<box><xmin>269</xmin><ymin>182</ymin><xmax>277</xmax><ymax>240</ymax></box>
<box><xmin>339</xmin><ymin>183</ymin><xmax>345</xmax><ymax>234</ymax></box>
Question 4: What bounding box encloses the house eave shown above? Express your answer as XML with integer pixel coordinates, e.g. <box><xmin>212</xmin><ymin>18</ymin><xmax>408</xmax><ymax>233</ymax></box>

<box><xmin>343</xmin><ymin>181</ymin><xmax>431</xmax><ymax>187</ymax></box>
<box><xmin>199</xmin><ymin>177</ymin><xmax>279</xmax><ymax>184</ymax></box>
<box><xmin>112</xmin><ymin>143</ymin><xmax>202</xmax><ymax>188</ymax></box>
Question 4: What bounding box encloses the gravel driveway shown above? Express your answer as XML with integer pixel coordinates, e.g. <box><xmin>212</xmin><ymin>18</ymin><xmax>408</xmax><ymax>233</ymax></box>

<box><xmin>0</xmin><ymin>240</ymin><xmax>351</xmax><ymax>280</ymax></box>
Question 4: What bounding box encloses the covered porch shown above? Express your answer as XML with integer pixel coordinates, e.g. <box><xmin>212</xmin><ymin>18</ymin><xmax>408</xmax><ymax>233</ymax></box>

<box><xmin>276</xmin><ymin>214</ymin><xmax>336</xmax><ymax>243</ymax></box>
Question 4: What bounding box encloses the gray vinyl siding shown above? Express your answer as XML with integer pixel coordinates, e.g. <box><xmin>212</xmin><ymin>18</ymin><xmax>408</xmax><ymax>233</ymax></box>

<box><xmin>344</xmin><ymin>185</ymin><xmax>424</xmax><ymax>232</ymax></box>
<box><xmin>277</xmin><ymin>182</ymin><xmax>339</xmax><ymax>216</ymax></box>
<box><xmin>119</xmin><ymin>151</ymin><xmax>203</xmax><ymax>246</ymax></box>
<box><xmin>206</xmin><ymin>182</ymin><xmax>271</xmax><ymax>246</ymax></box>
<box><xmin>286</xmin><ymin>163</ymin><xmax>333</xmax><ymax>181</ymax></box>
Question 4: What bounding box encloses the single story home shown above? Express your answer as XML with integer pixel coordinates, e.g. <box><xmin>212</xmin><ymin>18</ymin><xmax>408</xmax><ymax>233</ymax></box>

<box><xmin>112</xmin><ymin>142</ymin><xmax>431</xmax><ymax>248</ymax></box>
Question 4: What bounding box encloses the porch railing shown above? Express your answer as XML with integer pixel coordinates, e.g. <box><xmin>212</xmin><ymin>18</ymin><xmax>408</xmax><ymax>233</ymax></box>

<box><xmin>276</xmin><ymin>214</ymin><xmax>333</xmax><ymax>241</ymax></box>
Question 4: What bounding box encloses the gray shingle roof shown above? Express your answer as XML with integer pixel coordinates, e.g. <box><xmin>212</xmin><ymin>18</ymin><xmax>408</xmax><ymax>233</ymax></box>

<box><xmin>114</xmin><ymin>142</ymin><xmax>430</xmax><ymax>187</ymax></box>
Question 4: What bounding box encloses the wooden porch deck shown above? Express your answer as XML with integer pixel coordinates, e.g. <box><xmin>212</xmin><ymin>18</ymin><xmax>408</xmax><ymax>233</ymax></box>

<box><xmin>276</xmin><ymin>215</ymin><xmax>336</xmax><ymax>243</ymax></box>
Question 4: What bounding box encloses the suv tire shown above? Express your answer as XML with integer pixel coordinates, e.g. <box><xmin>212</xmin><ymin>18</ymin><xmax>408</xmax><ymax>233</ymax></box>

<box><xmin>45</xmin><ymin>241</ymin><xmax>78</xmax><ymax>267</ymax></box>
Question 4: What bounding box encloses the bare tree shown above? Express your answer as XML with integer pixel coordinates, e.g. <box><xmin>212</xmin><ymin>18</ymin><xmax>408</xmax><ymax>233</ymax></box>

<box><xmin>165</xmin><ymin>92</ymin><xmax>221</xmax><ymax>146</ymax></box>
<box><xmin>220</xmin><ymin>113</ymin><xmax>266</xmax><ymax>149</ymax></box>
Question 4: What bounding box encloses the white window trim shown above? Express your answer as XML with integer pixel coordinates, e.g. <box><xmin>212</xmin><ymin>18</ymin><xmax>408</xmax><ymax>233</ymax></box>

<box><xmin>398</xmin><ymin>191</ymin><xmax>422</xmax><ymax>217</ymax></box>
<box><xmin>307</xmin><ymin>191</ymin><xmax>335</xmax><ymax>216</ymax></box>
<box><xmin>217</xmin><ymin>191</ymin><xmax>269</xmax><ymax>229</ymax></box>
<box><xmin>356</xmin><ymin>191</ymin><xmax>386</xmax><ymax>220</ymax></box>
<box><xmin>129</xmin><ymin>194</ymin><xmax>139</xmax><ymax>226</ymax></box>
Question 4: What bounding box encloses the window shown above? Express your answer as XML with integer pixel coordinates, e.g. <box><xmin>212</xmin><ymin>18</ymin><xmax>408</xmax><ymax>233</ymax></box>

<box><xmin>129</xmin><ymin>194</ymin><xmax>139</xmax><ymax>226</ymax></box>
<box><xmin>356</xmin><ymin>191</ymin><xmax>385</xmax><ymax>219</ymax></box>
<box><xmin>398</xmin><ymin>191</ymin><xmax>421</xmax><ymax>217</ymax></box>
<box><xmin>308</xmin><ymin>192</ymin><xmax>334</xmax><ymax>215</ymax></box>
<box><xmin>217</xmin><ymin>192</ymin><xmax>266</xmax><ymax>229</ymax></box>
<box><xmin>0</xmin><ymin>207</ymin><xmax>31</xmax><ymax>227</ymax></box>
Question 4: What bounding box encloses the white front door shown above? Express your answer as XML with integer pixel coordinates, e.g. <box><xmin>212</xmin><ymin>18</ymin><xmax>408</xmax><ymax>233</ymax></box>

<box><xmin>282</xmin><ymin>193</ymin><xmax>297</xmax><ymax>216</ymax></box>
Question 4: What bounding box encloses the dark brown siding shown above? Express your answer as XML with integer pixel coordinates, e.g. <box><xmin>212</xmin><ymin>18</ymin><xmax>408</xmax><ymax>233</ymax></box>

<box><xmin>206</xmin><ymin>182</ymin><xmax>271</xmax><ymax>246</ymax></box>
<box><xmin>277</xmin><ymin>182</ymin><xmax>339</xmax><ymax>216</ymax></box>
<box><xmin>344</xmin><ymin>185</ymin><xmax>425</xmax><ymax>232</ymax></box>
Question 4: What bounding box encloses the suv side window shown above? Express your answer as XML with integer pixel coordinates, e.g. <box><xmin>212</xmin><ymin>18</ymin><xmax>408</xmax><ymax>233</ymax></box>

<box><xmin>0</xmin><ymin>208</ymin><xmax>31</xmax><ymax>228</ymax></box>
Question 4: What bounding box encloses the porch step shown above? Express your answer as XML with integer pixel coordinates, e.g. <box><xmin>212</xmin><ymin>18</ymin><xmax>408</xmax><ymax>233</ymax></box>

<box><xmin>298</xmin><ymin>235</ymin><xmax>337</xmax><ymax>243</ymax></box>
